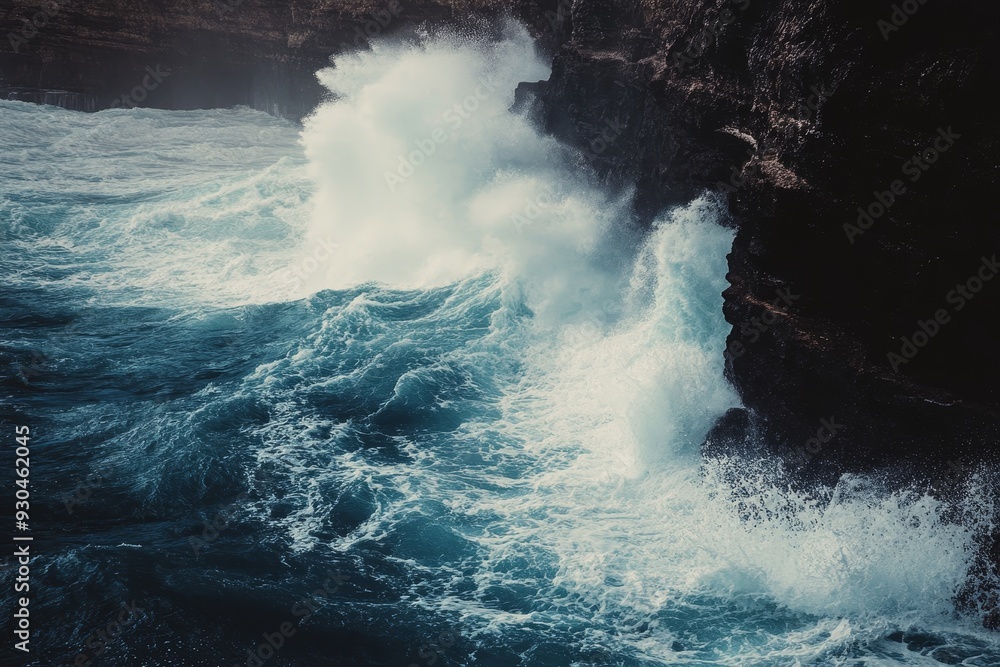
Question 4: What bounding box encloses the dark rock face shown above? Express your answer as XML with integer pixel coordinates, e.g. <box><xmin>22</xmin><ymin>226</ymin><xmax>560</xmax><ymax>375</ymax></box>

<box><xmin>529</xmin><ymin>0</ymin><xmax>1000</xmax><ymax>485</ymax></box>
<box><xmin>0</xmin><ymin>0</ymin><xmax>553</xmax><ymax>118</ymax></box>
<box><xmin>526</xmin><ymin>0</ymin><xmax>1000</xmax><ymax>627</ymax></box>
<box><xmin>5</xmin><ymin>0</ymin><xmax>996</xmax><ymax>476</ymax></box>
<box><xmin>5</xmin><ymin>0</ymin><xmax>1000</xmax><ymax>622</ymax></box>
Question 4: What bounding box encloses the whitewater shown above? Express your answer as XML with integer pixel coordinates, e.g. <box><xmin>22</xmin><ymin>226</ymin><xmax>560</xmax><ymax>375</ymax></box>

<box><xmin>2</xmin><ymin>22</ymin><xmax>999</xmax><ymax>667</ymax></box>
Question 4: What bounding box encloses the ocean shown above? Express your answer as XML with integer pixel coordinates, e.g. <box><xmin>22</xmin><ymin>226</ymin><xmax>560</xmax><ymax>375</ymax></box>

<box><xmin>2</xmin><ymin>24</ymin><xmax>999</xmax><ymax>667</ymax></box>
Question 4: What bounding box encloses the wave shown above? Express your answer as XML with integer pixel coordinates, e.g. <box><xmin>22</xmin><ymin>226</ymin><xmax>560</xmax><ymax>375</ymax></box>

<box><xmin>2</xmin><ymin>21</ymin><xmax>998</xmax><ymax>666</ymax></box>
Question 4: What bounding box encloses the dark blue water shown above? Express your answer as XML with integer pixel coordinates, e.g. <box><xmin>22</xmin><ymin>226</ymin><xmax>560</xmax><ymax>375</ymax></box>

<box><xmin>3</xmin><ymin>29</ymin><xmax>1000</xmax><ymax>667</ymax></box>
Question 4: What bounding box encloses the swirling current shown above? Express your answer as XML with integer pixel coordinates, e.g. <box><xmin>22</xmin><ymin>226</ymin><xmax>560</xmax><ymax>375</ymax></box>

<box><xmin>2</xmin><ymin>24</ymin><xmax>1000</xmax><ymax>667</ymax></box>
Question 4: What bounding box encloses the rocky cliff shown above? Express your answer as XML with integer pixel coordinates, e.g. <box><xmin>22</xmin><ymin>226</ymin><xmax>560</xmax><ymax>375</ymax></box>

<box><xmin>0</xmin><ymin>0</ymin><xmax>550</xmax><ymax>117</ymax></box>
<box><xmin>4</xmin><ymin>0</ymin><xmax>1000</xmax><ymax>621</ymax></box>
<box><xmin>525</xmin><ymin>0</ymin><xmax>1000</xmax><ymax>625</ymax></box>
<box><xmin>524</xmin><ymin>0</ymin><xmax>1000</xmax><ymax>486</ymax></box>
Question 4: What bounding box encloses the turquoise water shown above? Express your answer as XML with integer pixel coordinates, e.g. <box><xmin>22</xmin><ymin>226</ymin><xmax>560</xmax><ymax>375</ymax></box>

<box><xmin>2</xmin><ymin>25</ymin><xmax>999</xmax><ymax>667</ymax></box>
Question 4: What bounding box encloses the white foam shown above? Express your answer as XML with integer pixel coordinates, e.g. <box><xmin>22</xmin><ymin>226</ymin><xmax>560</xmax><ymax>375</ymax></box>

<box><xmin>458</xmin><ymin>203</ymin><xmax>986</xmax><ymax>661</ymax></box>
<box><xmin>0</xmin><ymin>101</ymin><xmax>312</xmax><ymax>308</ymax></box>
<box><xmin>300</xmin><ymin>21</ymin><xmax>635</xmax><ymax>322</ymax></box>
<box><xmin>6</xmin><ymin>24</ymin><xmax>998</xmax><ymax>664</ymax></box>
<box><xmin>281</xmin><ymin>26</ymin><xmax>994</xmax><ymax>660</ymax></box>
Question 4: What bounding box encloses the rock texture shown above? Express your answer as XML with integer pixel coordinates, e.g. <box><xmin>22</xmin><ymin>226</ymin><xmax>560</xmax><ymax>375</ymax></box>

<box><xmin>528</xmin><ymin>0</ymin><xmax>1000</xmax><ymax>486</ymax></box>
<box><xmin>5</xmin><ymin>0</ymin><xmax>1000</xmax><ymax>622</ymax></box>
<box><xmin>525</xmin><ymin>0</ymin><xmax>1000</xmax><ymax>626</ymax></box>
<box><xmin>0</xmin><ymin>0</ymin><xmax>551</xmax><ymax>117</ymax></box>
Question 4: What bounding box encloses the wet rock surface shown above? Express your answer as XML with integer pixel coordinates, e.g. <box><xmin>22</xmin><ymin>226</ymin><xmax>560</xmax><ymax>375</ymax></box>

<box><xmin>529</xmin><ymin>0</ymin><xmax>1000</xmax><ymax>482</ymax></box>
<box><xmin>5</xmin><ymin>0</ymin><xmax>1000</xmax><ymax>625</ymax></box>
<box><xmin>0</xmin><ymin>0</ymin><xmax>552</xmax><ymax>117</ymax></box>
